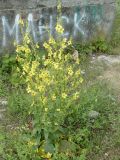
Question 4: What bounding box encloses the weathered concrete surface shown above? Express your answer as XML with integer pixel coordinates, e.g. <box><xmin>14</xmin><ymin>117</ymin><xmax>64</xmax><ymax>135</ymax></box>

<box><xmin>0</xmin><ymin>0</ymin><xmax>115</xmax><ymax>52</ymax></box>
<box><xmin>0</xmin><ymin>0</ymin><xmax>115</xmax><ymax>9</ymax></box>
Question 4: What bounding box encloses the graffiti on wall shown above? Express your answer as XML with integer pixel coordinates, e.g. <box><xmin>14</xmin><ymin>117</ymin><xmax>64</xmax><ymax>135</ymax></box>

<box><xmin>0</xmin><ymin>4</ymin><xmax>104</xmax><ymax>47</ymax></box>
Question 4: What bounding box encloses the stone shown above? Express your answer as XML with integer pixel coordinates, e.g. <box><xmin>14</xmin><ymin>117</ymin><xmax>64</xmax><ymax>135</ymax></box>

<box><xmin>0</xmin><ymin>99</ymin><xmax>8</xmax><ymax>106</ymax></box>
<box><xmin>97</xmin><ymin>55</ymin><xmax>120</xmax><ymax>64</ymax></box>
<box><xmin>0</xmin><ymin>109</ymin><xmax>6</xmax><ymax>112</ymax></box>
<box><xmin>81</xmin><ymin>70</ymin><xmax>85</xmax><ymax>75</ymax></box>
<box><xmin>88</xmin><ymin>110</ymin><xmax>100</xmax><ymax>119</ymax></box>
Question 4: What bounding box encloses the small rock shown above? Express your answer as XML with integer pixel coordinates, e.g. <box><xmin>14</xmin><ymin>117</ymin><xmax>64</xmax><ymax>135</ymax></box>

<box><xmin>88</xmin><ymin>110</ymin><xmax>99</xmax><ymax>119</ymax></box>
<box><xmin>0</xmin><ymin>99</ymin><xmax>8</xmax><ymax>106</ymax></box>
<box><xmin>81</xmin><ymin>70</ymin><xmax>85</xmax><ymax>75</ymax></box>
<box><xmin>0</xmin><ymin>109</ymin><xmax>6</xmax><ymax>112</ymax></box>
<box><xmin>105</xmin><ymin>153</ymin><xmax>109</xmax><ymax>157</ymax></box>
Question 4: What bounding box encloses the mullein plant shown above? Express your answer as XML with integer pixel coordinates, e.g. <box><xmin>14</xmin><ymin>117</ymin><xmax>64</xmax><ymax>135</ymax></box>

<box><xmin>15</xmin><ymin>4</ymin><xmax>83</xmax><ymax>160</ymax></box>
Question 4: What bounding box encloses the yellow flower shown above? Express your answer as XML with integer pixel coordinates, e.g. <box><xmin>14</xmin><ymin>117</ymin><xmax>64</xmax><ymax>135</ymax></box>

<box><xmin>27</xmin><ymin>85</ymin><xmax>32</xmax><ymax>93</ymax></box>
<box><xmin>45</xmin><ymin>108</ymin><xmax>48</xmax><ymax>112</ymax></box>
<box><xmin>68</xmin><ymin>70</ymin><xmax>73</xmax><ymax>76</ymax></box>
<box><xmin>52</xmin><ymin>94</ymin><xmax>56</xmax><ymax>101</ymax></box>
<box><xmin>63</xmin><ymin>38</ymin><xmax>67</xmax><ymax>43</ymax></box>
<box><xmin>46</xmin><ymin>152</ymin><xmax>52</xmax><ymax>158</ymax></box>
<box><xmin>55</xmin><ymin>24</ymin><xmax>64</xmax><ymax>34</ymax></box>
<box><xmin>68</xmin><ymin>40</ymin><xmax>72</xmax><ymax>46</ymax></box>
<box><xmin>26</xmin><ymin>39</ymin><xmax>30</xmax><ymax>44</ymax></box>
<box><xmin>57</xmin><ymin>2</ymin><xmax>61</xmax><ymax>10</ymax></box>
<box><xmin>49</xmin><ymin>37</ymin><xmax>56</xmax><ymax>44</ymax></box>
<box><xmin>16</xmin><ymin>47</ymin><xmax>21</xmax><ymax>53</ymax></box>
<box><xmin>79</xmin><ymin>77</ymin><xmax>83</xmax><ymax>83</ymax></box>
<box><xmin>75</xmin><ymin>69</ymin><xmax>81</xmax><ymax>76</ymax></box>
<box><xmin>31</xmin><ymin>91</ymin><xmax>36</xmax><ymax>96</ymax></box>
<box><xmin>43</xmin><ymin>42</ymin><xmax>50</xmax><ymax>49</ymax></box>
<box><xmin>58</xmin><ymin>53</ymin><xmax>62</xmax><ymax>60</ymax></box>
<box><xmin>76</xmin><ymin>59</ymin><xmax>80</xmax><ymax>64</ymax></box>
<box><xmin>24</xmin><ymin>34</ymin><xmax>31</xmax><ymax>44</ymax></box>
<box><xmin>25</xmin><ymin>48</ymin><xmax>31</xmax><ymax>53</ymax></box>
<box><xmin>44</xmin><ymin>59</ymin><xmax>51</xmax><ymax>66</ymax></box>
<box><xmin>38</xmin><ymin>85</ymin><xmax>45</xmax><ymax>92</ymax></box>
<box><xmin>19</xmin><ymin>18</ymin><xmax>24</xmax><ymax>26</ymax></box>
<box><xmin>68</xmin><ymin>67</ymin><xmax>74</xmax><ymax>76</ymax></box>
<box><xmin>42</xmin><ymin>98</ymin><xmax>47</xmax><ymax>104</ymax></box>
<box><xmin>53</xmin><ymin>63</ymin><xmax>59</xmax><ymax>69</ymax></box>
<box><xmin>62</xmin><ymin>93</ymin><xmax>67</xmax><ymax>99</ymax></box>
<box><xmin>56</xmin><ymin>108</ymin><xmax>60</xmax><ymax>112</ymax></box>
<box><xmin>73</xmin><ymin>92</ymin><xmax>79</xmax><ymax>100</ymax></box>
<box><xmin>42</xmin><ymin>55</ymin><xmax>46</xmax><ymax>60</ymax></box>
<box><xmin>36</xmin><ymin>43</ymin><xmax>39</xmax><ymax>48</ymax></box>
<box><xmin>23</xmin><ymin>64</ymin><xmax>29</xmax><ymax>72</ymax></box>
<box><xmin>28</xmin><ymin>141</ymin><xmax>35</xmax><ymax>147</ymax></box>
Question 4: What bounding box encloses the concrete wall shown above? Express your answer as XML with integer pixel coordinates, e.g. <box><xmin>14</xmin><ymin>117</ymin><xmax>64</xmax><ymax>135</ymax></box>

<box><xmin>0</xmin><ymin>0</ymin><xmax>115</xmax><ymax>51</ymax></box>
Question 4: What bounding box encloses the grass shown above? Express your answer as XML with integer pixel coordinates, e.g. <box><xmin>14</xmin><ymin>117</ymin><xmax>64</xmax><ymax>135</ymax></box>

<box><xmin>0</xmin><ymin>54</ymin><xmax>120</xmax><ymax>159</ymax></box>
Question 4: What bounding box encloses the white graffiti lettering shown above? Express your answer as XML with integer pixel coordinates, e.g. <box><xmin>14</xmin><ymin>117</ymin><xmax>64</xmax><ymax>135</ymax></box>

<box><xmin>61</xmin><ymin>16</ymin><xmax>70</xmax><ymax>38</ymax></box>
<box><xmin>1</xmin><ymin>9</ymin><xmax>103</xmax><ymax>47</ymax></box>
<box><xmin>2</xmin><ymin>14</ymin><xmax>20</xmax><ymax>46</ymax></box>
<box><xmin>27</xmin><ymin>13</ymin><xmax>37</xmax><ymax>42</ymax></box>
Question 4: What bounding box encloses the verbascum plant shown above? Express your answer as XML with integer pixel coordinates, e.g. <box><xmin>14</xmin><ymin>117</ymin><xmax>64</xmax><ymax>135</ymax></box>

<box><xmin>16</xmin><ymin>19</ymin><xmax>83</xmax><ymax>158</ymax></box>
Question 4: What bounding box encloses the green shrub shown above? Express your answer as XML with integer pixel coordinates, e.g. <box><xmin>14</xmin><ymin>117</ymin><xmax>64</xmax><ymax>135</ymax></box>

<box><xmin>74</xmin><ymin>38</ymin><xmax>109</xmax><ymax>56</ymax></box>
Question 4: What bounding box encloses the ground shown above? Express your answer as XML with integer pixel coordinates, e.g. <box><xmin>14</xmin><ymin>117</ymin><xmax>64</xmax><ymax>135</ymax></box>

<box><xmin>87</xmin><ymin>55</ymin><xmax>120</xmax><ymax>160</ymax></box>
<box><xmin>0</xmin><ymin>54</ymin><xmax>120</xmax><ymax>160</ymax></box>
